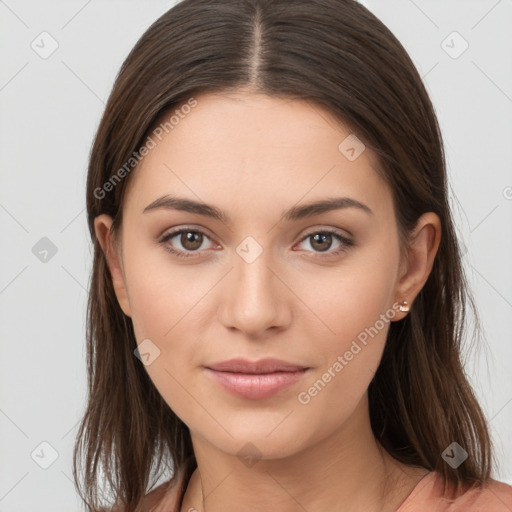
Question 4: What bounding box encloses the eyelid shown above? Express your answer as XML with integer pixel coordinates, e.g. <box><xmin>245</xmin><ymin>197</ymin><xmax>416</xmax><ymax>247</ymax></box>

<box><xmin>300</xmin><ymin>225</ymin><xmax>353</xmax><ymax>240</ymax></box>
<box><xmin>159</xmin><ymin>223</ymin><xmax>214</xmax><ymax>238</ymax></box>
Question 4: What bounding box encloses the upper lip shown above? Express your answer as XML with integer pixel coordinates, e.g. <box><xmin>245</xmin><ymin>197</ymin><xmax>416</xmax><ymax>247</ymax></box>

<box><xmin>206</xmin><ymin>358</ymin><xmax>308</xmax><ymax>374</ymax></box>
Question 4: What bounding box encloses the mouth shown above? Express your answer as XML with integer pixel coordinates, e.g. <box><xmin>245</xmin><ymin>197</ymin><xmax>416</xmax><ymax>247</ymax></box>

<box><xmin>206</xmin><ymin>357</ymin><xmax>309</xmax><ymax>374</ymax></box>
<box><xmin>204</xmin><ymin>358</ymin><xmax>310</xmax><ymax>400</ymax></box>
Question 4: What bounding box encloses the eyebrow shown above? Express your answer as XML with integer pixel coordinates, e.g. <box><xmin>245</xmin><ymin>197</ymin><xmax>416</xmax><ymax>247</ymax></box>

<box><xmin>142</xmin><ymin>194</ymin><xmax>373</xmax><ymax>223</ymax></box>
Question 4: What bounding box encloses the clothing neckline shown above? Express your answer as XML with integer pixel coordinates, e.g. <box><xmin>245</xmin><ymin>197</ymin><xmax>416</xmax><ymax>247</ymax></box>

<box><xmin>396</xmin><ymin>471</ymin><xmax>437</xmax><ymax>510</ymax></box>
<box><xmin>173</xmin><ymin>469</ymin><xmax>438</xmax><ymax>511</ymax></box>
<box><xmin>173</xmin><ymin>468</ymin><xmax>437</xmax><ymax>512</ymax></box>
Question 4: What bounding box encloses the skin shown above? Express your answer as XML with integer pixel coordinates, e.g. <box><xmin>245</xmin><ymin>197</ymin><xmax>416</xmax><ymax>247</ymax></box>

<box><xmin>95</xmin><ymin>89</ymin><xmax>441</xmax><ymax>512</ymax></box>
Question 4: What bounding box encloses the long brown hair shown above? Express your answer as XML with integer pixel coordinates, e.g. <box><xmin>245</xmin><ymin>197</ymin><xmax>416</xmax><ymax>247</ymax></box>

<box><xmin>74</xmin><ymin>0</ymin><xmax>494</xmax><ymax>510</ymax></box>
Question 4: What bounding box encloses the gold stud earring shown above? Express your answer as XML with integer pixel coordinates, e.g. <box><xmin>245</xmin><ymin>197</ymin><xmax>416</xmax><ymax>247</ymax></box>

<box><xmin>398</xmin><ymin>300</ymin><xmax>410</xmax><ymax>312</ymax></box>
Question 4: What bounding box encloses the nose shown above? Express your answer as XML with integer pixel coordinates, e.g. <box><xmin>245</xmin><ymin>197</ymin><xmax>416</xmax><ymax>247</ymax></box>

<box><xmin>217</xmin><ymin>242</ymin><xmax>292</xmax><ymax>338</ymax></box>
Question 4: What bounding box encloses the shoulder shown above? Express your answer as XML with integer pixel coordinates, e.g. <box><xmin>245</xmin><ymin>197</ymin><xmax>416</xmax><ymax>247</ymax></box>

<box><xmin>448</xmin><ymin>479</ymin><xmax>512</xmax><ymax>511</ymax></box>
<box><xmin>398</xmin><ymin>471</ymin><xmax>512</xmax><ymax>511</ymax></box>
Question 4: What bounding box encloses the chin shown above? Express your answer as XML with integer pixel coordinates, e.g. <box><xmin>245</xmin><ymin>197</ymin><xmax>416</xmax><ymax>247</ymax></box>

<box><xmin>196</xmin><ymin>416</ymin><xmax>317</xmax><ymax>462</ymax></box>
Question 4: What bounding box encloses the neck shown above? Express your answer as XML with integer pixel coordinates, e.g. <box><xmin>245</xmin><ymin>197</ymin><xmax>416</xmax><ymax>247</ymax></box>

<box><xmin>180</xmin><ymin>396</ymin><xmax>426</xmax><ymax>512</ymax></box>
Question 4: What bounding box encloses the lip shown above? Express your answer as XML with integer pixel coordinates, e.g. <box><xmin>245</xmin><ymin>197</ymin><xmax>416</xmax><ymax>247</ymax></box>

<box><xmin>206</xmin><ymin>358</ymin><xmax>308</xmax><ymax>373</ymax></box>
<box><xmin>204</xmin><ymin>358</ymin><xmax>310</xmax><ymax>400</ymax></box>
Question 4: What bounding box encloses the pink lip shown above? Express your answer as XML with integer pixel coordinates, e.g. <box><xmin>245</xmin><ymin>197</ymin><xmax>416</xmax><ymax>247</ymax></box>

<box><xmin>205</xmin><ymin>358</ymin><xmax>309</xmax><ymax>400</ymax></box>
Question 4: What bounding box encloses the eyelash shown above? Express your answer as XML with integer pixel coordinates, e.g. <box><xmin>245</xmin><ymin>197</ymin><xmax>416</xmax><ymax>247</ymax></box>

<box><xmin>159</xmin><ymin>227</ymin><xmax>354</xmax><ymax>260</ymax></box>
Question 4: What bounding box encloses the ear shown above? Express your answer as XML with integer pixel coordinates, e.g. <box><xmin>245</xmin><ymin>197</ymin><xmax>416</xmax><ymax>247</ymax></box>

<box><xmin>392</xmin><ymin>212</ymin><xmax>441</xmax><ymax>320</ymax></box>
<box><xmin>93</xmin><ymin>214</ymin><xmax>132</xmax><ymax>317</ymax></box>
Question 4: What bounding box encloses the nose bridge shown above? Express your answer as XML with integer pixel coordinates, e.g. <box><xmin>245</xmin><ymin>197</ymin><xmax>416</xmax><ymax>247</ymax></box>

<box><xmin>219</xmin><ymin>235</ymin><xmax>289</xmax><ymax>335</ymax></box>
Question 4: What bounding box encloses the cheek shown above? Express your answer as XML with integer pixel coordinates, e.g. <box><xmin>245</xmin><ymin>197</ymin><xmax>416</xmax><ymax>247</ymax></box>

<box><xmin>293</xmin><ymin>281</ymin><xmax>395</xmax><ymax>439</ymax></box>
<box><xmin>294</xmin><ymin>249</ymin><xmax>399</xmax><ymax>404</ymax></box>
<box><xmin>295</xmin><ymin>251</ymin><xmax>399</xmax><ymax>348</ymax></box>
<box><xmin>125</xmin><ymin>277</ymin><xmax>205</xmax><ymax>432</ymax></box>
<box><xmin>121</xmin><ymin>247</ymin><xmax>216</xmax><ymax>422</ymax></box>
<box><xmin>123</xmin><ymin>241</ymin><xmax>211</xmax><ymax>340</ymax></box>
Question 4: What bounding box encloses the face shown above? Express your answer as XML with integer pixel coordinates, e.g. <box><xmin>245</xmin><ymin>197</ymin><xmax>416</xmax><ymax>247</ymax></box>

<box><xmin>97</xmin><ymin>90</ymin><xmax>418</xmax><ymax>460</ymax></box>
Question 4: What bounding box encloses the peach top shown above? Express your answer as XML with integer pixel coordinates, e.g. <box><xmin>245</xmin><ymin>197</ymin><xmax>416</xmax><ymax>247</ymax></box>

<box><xmin>397</xmin><ymin>471</ymin><xmax>512</xmax><ymax>511</ymax></box>
<box><xmin>142</xmin><ymin>471</ymin><xmax>512</xmax><ymax>511</ymax></box>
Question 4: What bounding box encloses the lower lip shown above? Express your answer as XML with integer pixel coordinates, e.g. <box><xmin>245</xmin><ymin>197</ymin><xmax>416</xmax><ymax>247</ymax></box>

<box><xmin>205</xmin><ymin>368</ymin><xmax>309</xmax><ymax>399</ymax></box>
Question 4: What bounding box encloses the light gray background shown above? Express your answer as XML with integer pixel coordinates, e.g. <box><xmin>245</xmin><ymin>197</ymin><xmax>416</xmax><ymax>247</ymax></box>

<box><xmin>0</xmin><ymin>1</ymin><xmax>511</xmax><ymax>510</ymax></box>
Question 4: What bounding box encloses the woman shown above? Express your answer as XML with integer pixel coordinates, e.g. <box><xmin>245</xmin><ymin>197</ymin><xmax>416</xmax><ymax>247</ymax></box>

<box><xmin>73</xmin><ymin>0</ymin><xmax>512</xmax><ymax>511</ymax></box>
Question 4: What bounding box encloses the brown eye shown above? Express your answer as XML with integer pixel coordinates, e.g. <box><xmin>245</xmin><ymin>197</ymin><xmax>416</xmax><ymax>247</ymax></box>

<box><xmin>160</xmin><ymin>228</ymin><xmax>215</xmax><ymax>258</ymax></box>
<box><xmin>309</xmin><ymin>233</ymin><xmax>334</xmax><ymax>252</ymax></box>
<box><xmin>297</xmin><ymin>229</ymin><xmax>354</xmax><ymax>258</ymax></box>
<box><xmin>179</xmin><ymin>231</ymin><xmax>203</xmax><ymax>251</ymax></box>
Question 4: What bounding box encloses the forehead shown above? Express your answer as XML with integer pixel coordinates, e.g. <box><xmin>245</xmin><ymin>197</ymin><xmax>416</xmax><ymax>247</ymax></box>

<box><xmin>123</xmin><ymin>91</ymin><xmax>392</xmax><ymax>222</ymax></box>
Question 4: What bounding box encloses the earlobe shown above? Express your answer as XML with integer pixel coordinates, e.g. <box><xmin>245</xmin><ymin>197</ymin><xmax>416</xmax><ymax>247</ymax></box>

<box><xmin>93</xmin><ymin>214</ymin><xmax>132</xmax><ymax>317</ymax></box>
<box><xmin>393</xmin><ymin>212</ymin><xmax>442</xmax><ymax>319</ymax></box>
